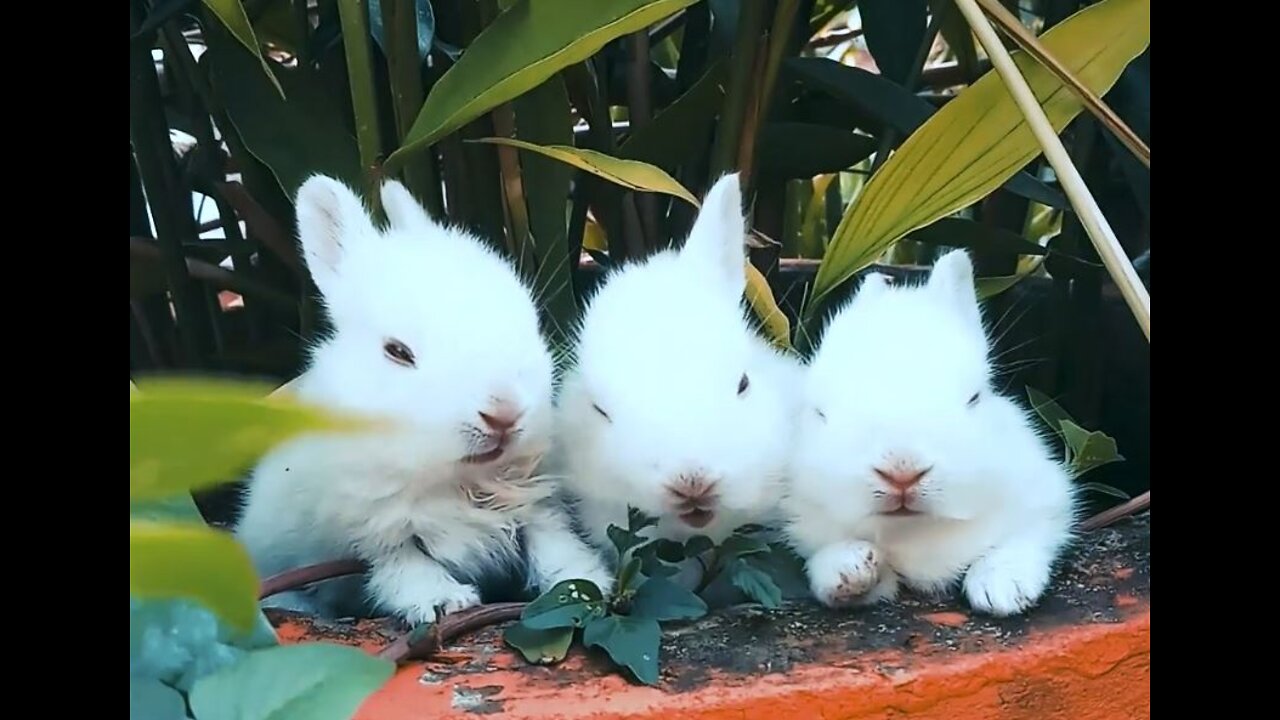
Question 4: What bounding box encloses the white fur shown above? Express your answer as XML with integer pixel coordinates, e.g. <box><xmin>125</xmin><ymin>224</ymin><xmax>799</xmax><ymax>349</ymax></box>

<box><xmin>783</xmin><ymin>250</ymin><xmax>1077</xmax><ymax>616</ymax></box>
<box><xmin>554</xmin><ymin>174</ymin><xmax>802</xmax><ymax>566</ymax></box>
<box><xmin>236</xmin><ymin>175</ymin><xmax>611</xmax><ymax>625</ymax></box>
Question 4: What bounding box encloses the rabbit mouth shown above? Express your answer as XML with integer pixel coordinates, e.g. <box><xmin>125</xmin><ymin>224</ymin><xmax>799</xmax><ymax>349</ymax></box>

<box><xmin>882</xmin><ymin>507</ymin><xmax>922</xmax><ymax>517</ymax></box>
<box><xmin>678</xmin><ymin>508</ymin><xmax>715</xmax><ymax>528</ymax></box>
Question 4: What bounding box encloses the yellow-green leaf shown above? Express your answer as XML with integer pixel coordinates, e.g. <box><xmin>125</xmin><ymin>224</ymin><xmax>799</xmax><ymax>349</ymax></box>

<box><xmin>468</xmin><ymin>138</ymin><xmax>699</xmax><ymax>205</ymax></box>
<box><xmin>746</xmin><ymin>263</ymin><xmax>793</xmax><ymax>350</ymax></box>
<box><xmin>202</xmin><ymin>0</ymin><xmax>284</xmax><ymax>98</ymax></box>
<box><xmin>386</xmin><ymin>0</ymin><xmax>699</xmax><ymax>166</ymax></box>
<box><xmin>130</xmin><ymin>520</ymin><xmax>260</xmax><ymax>631</ymax></box>
<box><xmin>809</xmin><ymin>0</ymin><xmax>1149</xmax><ymax>312</ymax></box>
<box><xmin>130</xmin><ymin>377</ymin><xmax>371</xmax><ymax>502</ymax></box>
<box><xmin>976</xmin><ymin>255</ymin><xmax>1045</xmax><ymax>300</ymax></box>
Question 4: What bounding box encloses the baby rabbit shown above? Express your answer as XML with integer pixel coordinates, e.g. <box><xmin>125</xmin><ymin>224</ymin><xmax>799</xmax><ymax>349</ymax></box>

<box><xmin>783</xmin><ymin>250</ymin><xmax>1077</xmax><ymax>616</ymax></box>
<box><xmin>236</xmin><ymin>175</ymin><xmax>611</xmax><ymax>625</ymax></box>
<box><xmin>555</xmin><ymin>174</ymin><xmax>801</xmax><ymax>564</ymax></box>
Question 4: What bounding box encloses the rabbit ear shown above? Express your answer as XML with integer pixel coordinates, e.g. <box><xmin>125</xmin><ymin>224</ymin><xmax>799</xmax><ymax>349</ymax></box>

<box><xmin>295</xmin><ymin>174</ymin><xmax>377</xmax><ymax>299</ymax></box>
<box><xmin>927</xmin><ymin>250</ymin><xmax>983</xmax><ymax>331</ymax></box>
<box><xmin>681</xmin><ymin>173</ymin><xmax>747</xmax><ymax>298</ymax></box>
<box><xmin>380</xmin><ymin>179</ymin><xmax>431</xmax><ymax>233</ymax></box>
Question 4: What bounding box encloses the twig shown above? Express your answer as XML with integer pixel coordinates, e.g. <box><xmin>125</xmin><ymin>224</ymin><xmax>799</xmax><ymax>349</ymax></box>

<box><xmin>258</xmin><ymin>559</ymin><xmax>367</xmax><ymax>599</ymax></box>
<box><xmin>953</xmin><ymin>0</ymin><xmax>1150</xmax><ymax>341</ymax></box>
<box><xmin>1081</xmin><ymin>491</ymin><xmax>1149</xmax><ymax>532</ymax></box>
<box><xmin>377</xmin><ymin>602</ymin><xmax>526</xmax><ymax>665</ymax></box>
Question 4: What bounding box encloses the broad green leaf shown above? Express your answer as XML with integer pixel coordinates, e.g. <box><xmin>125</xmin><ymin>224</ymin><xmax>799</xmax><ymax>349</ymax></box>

<box><xmin>1026</xmin><ymin>386</ymin><xmax>1072</xmax><ymax>442</ymax></box>
<box><xmin>1080</xmin><ymin>482</ymin><xmax>1131</xmax><ymax>500</ymax></box>
<box><xmin>188</xmin><ymin>643</ymin><xmax>394</xmax><ymax>720</ymax></box>
<box><xmin>130</xmin><ymin>378</ymin><xmax>369</xmax><ymax>502</ymax></box>
<box><xmin>469</xmin><ymin>138</ymin><xmax>699</xmax><ymax>206</ymax></box>
<box><xmin>783</xmin><ymin>58</ymin><xmax>1064</xmax><ymax>209</ymax></box>
<box><xmin>638</xmin><ymin>551</ymin><xmax>681</xmax><ymax>579</ymax></box>
<box><xmin>630</xmin><ymin>577</ymin><xmax>708</xmax><ymax>621</ymax></box>
<box><xmin>368</xmin><ymin>0</ymin><xmax>436</xmax><ymax>63</ymax></box>
<box><xmin>727</xmin><ymin>557</ymin><xmax>783</xmax><ymax>609</ymax></box>
<box><xmin>808</xmin><ymin>0</ymin><xmax>1150</xmax><ymax>310</ymax></box>
<box><xmin>202</xmin><ymin>0</ymin><xmax>284</xmax><ymax>97</ymax></box>
<box><xmin>618</xmin><ymin>59</ymin><xmax>729</xmax><ymax>168</ymax></box>
<box><xmin>514</xmin><ymin>76</ymin><xmax>578</xmax><ymax>346</ymax></box>
<box><xmin>617</xmin><ymin>557</ymin><xmax>644</xmax><ymax>596</ymax></box>
<box><xmin>649</xmin><ymin>539</ymin><xmax>687</xmax><ymax>563</ymax></box>
<box><xmin>1060</xmin><ymin>420</ymin><xmax>1125</xmax><ymax>477</ymax></box>
<box><xmin>130</xmin><ymin>677</ymin><xmax>188</xmax><ymax>720</ymax></box>
<box><xmin>909</xmin><ymin>217</ymin><xmax>1048</xmax><ymax>258</ymax></box>
<box><xmin>503</xmin><ymin>624</ymin><xmax>575</xmax><ymax>665</ymax></box>
<box><xmin>582</xmin><ymin>615</ymin><xmax>662</xmax><ymax>686</ymax></box>
<box><xmin>859</xmin><ymin>0</ymin><xmax>928</xmax><ymax>85</ymax></box>
<box><xmin>746</xmin><ymin>263</ymin><xmax>793</xmax><ymax>350</ymax></box>
<box><xmin>203</xmin><ymin>22</ymin><xmax>361</xmax><ymax>199</ymax></box>
<box><xmin>683</xmin><ymin>536</ymin><xmax>715</xmax><ymax>558</ymax></box>
<box><xmin>521</xmin><ymin>579</ymin><xmax>605</xmax><ymax>630</ymax></box>
<box><xmin>757</xmin><ymin>123</ymin><xmax>879</xmax><ymax>179</ymax></box>
<box><xmin>388</xmin><ymin>0</ymin><xmax>701</xmax><ymax>165</ymax></box>
<box><xmin>130</xmin><ymin>520</ymin><xmax>260</xmax><ymax>631</ymax></box>
<box><xmin>718</xmin><ymin>534</ymin><xmax>771</xmax><ymax>560</ymax></box>
<box><xmin>976</xmin><ymin>255</ymin><xmax>1045</xmax><ymax>300</ymax></box>
<box><xmin>628</xmin><ymin>507</ymin><xmax>661</xmax><ymax>533</ymax></box>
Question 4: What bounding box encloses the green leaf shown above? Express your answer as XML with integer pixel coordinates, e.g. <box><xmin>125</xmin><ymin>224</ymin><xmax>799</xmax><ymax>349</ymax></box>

<box><xmin>683</xmin><ymin>536</ymin><xmax>715</xmax><ymax>558</ymax></box>
<box><xmin>807</xmin><ymin>0</ymin><xmax>1151</xmax><ymax>311</ymax></box>
<box><xmin>368</xmin><ymin>0</ymin><xmax>436</xmax><ymax>63</ymax></box>
<box><xmin>858</xmin><ymin>0</ymin><xmax>928</xmax><ymax>85</ymax></box>
<box><xmin>638</xmin><ymin>551</ymin><xmax>681</xmax><ymax>579</ymax></box>
<box><xmin>514</xmin><ymin>76</ymin><xmax>579</xmax><ymax>345</ymax></box>
<box><xmin>727</xmin><ymin>558</ymin><xmax>783</xmax><ymax>609</ymax></box>
<box><xmin>617</xmin><ymin>557</ymin><xmax>644</xmax><ymax>596</ymax></box>
<box><xmin>618</xmin><ymin>58</ymin><xmax>728</xmax><ymax>168</ymax></box>
<box><xmin>202</xmin><ymin>0</ymin><xmax>284</xmax><ymax>97</ymax></box>
<box><xmin>757</xmin><ymin>123</ymin><xmax>879</xmax><ymax>179</ymax></box>
<box><xmin>909</xmin><ymin>217</ymin><xmax>1048</xmax><ymax>257</ymax></box>
<box><xmin>783</xmin><ymin>58</ymin><xmax>1062</xmax><ymax>209</ymax></box>
<box><xmin>1060</xmin><ymin>420</ymin><xmax>1125</xmax><ymax>477</ymax></box>
<box><xmin>975</xmin><ymin>256</ymin><xmax>1045</xmax><ymax>300</ymax></box>
<box><xmin>629</xmin><ymin>577</ymin><xmax>708</xmax><ymax>621</ymax></box>
<box><xmin>628</xmin><ymin>507</ymin><xmax>661</xmax><ymax>533</ymax></box>
<box><xmin>521</xmin><ymin>579</ymin><xmax>605</xmax><ymax>630</ymax></box>
<box><xmin>650</xmin><ymin>539</ymin><xmax>687</xmax><ymax>563</ymax></box>
<box><xmin>1080</xmin><ymin>482</ymin><xmax>1131</xmax><ymax>500</ymax></box>
<box><xmin>130</xmin><ymin>677</ymin><xmax>188</xmax><ymax>720</ymax></box>
<box><xmin>203</xmin><ymin>22</ymin><xmax>361</xmax><ymax>199</ymax></box>
<box><xmin>130</xmin><ymin>377</ymin><xmax>368</xmax><ymax>502</ymax></box>
<box><xmin>582</xmin><ymin>615</ymin><xmax>662</xmax><ymax>686</ymax></box>
<box><xmin>503</xmin><ymin>624</ymin><xmax>575</xmax><ymax>665</ymax></box>
<box><xmin>1025</xmin><ymin>386</ymin><xmax>1073</xmax><ymax>442</ymax></box>
<box><xmin>718</xmin><ymin>534</ymin><xmax>771</xmax><ymax>560</ymax></box>
<box><xmin>188</xmin><ymin>643</ymin><xmax>394</xmax><ymax>720</ymax></box>
<box><xmin>746</xmin><ymin>263</ymin><xmax>793</xmax><ymax>350</ymax></box>
<box><xmin>388</xmin><ymin>0</ymin><xmax>701</xmax><ymax>164</ymax></box>
<box><xmin>130</xmin><ymin>520</ymin><xmax>260</xmax><ymax>632</ymax></box>
<box><xmin>468</xmin><ymin>138</ymin><xmax>699</xmax><ymax>206</ymax></box>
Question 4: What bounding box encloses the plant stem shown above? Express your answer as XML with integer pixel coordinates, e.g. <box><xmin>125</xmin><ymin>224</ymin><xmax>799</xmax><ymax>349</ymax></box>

<box><xmin>258</xmin><ymin>558</ymin><xmax>368</xmax><ymax>599</ymax></box>
<box><xmin>336</xmin><ymin>0</ymin><xmax>385</xmax><ymax>200</ymax></box>
<box><xmin>710</xmin><ymin>0</ymin><xmax>771</xmax><ymax>180</ymax></box>
<box><xmin>627</xmin><ymin>30</ymin><xmax>659</xmax><ymax>248</ymax></box>
<box><xmin>382</xmin><ymin>0</ymin><xmax>443</xmax><ymax>213</ymax></box>
<box><xmin>954</xmin><ymin>0</ymin><xmax>1150</xmax><ymax>341</ymax></box>
<box><xmin>378</xmin><ymin>602</ymin><xmax>526</xmax><ymax>664</ymax></box>
<box><xmin>1081</xmin><ymin>491</ymin><xmax>1149</xmax><ymax>531</ymax></box>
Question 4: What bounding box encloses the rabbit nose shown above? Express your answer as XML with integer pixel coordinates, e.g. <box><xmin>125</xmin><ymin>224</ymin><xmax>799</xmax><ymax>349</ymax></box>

<box><xmin>874</xmin><ymin>465</ymin><xmax>930</xmax><ymax>491</ymax></box>
<box><xmin>479</xmin><ymin>402</ymin><xmax>522</xmax><ymax>434</ymax></box>
<box><xmin>667</xmin><ymin>474</ymin><xmax>718</xmax><ymax>503</ymax></box>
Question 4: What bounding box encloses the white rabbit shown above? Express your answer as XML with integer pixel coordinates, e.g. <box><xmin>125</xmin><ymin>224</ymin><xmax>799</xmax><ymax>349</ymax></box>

<box><xmin>783</xmin><ymin>250</ymin><xmax>1078</xmax><ymax>617</ymax></box>
<box><xmin>236</xmin><ymin>175</ymin><xmax>611</xmax><ymax>626</ymax></box>
<box><xmin>554</xmin><ymin>174</ymin><xmax>802</xmax><ymax>569</ymax></box>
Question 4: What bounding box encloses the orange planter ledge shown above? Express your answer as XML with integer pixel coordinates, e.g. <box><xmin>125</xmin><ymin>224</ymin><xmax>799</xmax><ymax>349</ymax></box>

<box><xmin>270</xmin><ymin>516</ymin><xmax>1149</xmax><ymax>720</ymax></box>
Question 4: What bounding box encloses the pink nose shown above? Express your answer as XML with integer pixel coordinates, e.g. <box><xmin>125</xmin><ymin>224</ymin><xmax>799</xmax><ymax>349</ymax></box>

<box><xmin>478</xmin><ymin>404</ymin><xmax>522</xmax><ymax>434</ymax></box>
<box><xmin>667</xmin><ymin>474</ymin><xmax>718</xmax><ymax>505</ymax></box>
<box><xmin>874</xmin><ymin>466</ymin><xmax>930</xmax><ymax>491</ymax></box>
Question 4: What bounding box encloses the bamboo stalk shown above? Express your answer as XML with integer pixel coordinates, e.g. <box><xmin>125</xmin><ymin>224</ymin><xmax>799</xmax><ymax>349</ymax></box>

<box><xmin>976</xmin><ymin>0</ymin><xmax>1149</xmax><ymax>168</ymax></box>
<box><xmin>336</xmin><ymin>0</ymin><xmax>385</xmax><ymax>200</ymax></box>
<box><xmin>953</xmin><ymin>0</ymin><xmax>1150</xmax><ymax>341</ymax></box>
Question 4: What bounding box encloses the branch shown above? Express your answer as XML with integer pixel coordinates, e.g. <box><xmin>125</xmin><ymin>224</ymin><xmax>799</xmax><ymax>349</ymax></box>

<box><xmin>1081</xmin><ymin>490</ymin><xmax>1149</xmax><ymax>532</ymax></box>
<box><xmin>377</xmin><ymin>602</ymin><xmax>527</xmax><ymax>665</ymax></box>
<box><xmin>258</xmin><ymin>559</ymin><xmax>367</xmax><ymax>599</ymax></box>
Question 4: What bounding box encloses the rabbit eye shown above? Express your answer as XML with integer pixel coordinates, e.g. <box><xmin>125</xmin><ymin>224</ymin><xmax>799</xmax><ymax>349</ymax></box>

<box><xmin>592</xmin><ymin>403</ymin><xmax>611</xmax><ymax>422</ymax></box>
<box><xmin>815</xmin><ymin>408</ymin><xmax>827</xmax><ymax>422</ymax></box>
<box><xmin>967</xmin><ymin>391</ymin><xmax>980</xmax><ymax>407</ymax></box>
<box><xmin>383</xmin><ymin>339</ymin><xmax>416</xmax><ymax>367</ymax></box>
<box><xmin>737</xmin><ymin>373</ymin><xmax>750</xmax><ymax>395</ymax></box>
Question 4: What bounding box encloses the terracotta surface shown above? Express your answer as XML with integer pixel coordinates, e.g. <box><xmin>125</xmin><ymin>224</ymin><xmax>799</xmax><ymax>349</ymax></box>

<box><xmin>271</xmin><ymin>516</ymin><xmax>1150</xmax><ymax>719</ymax></box>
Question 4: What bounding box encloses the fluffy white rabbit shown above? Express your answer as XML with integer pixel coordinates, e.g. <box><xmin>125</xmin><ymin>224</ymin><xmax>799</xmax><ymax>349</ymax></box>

<box><xmin>236</xmin><ymin>175</ymin><xmax>611</xmax><ymax>625</ymax></box>
<box><xmin>554</xmin><ymin>174</ymin><xmax>802</xmax><ymax>570</ymax></box>
<box><xmin>784</xmin><ymin>250</ymin><xmax>1078</xmax><ymax>616</ymax></box>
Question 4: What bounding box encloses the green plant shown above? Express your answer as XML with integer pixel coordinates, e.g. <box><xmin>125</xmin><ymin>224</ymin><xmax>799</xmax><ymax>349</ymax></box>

<box><xmin>1026</xmin><ymin>386</ymin><xmax>1128</xmax><ymax>500</ymax></box>
<box><xmin>130</xmin><ymin>379</ymin><xmax>392</xmax><ymax>720</ymax></box>
<box><xmin>502</xmin><ymin>508</ymin><xmax>803</xmax><ymax>685</ymax></box>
